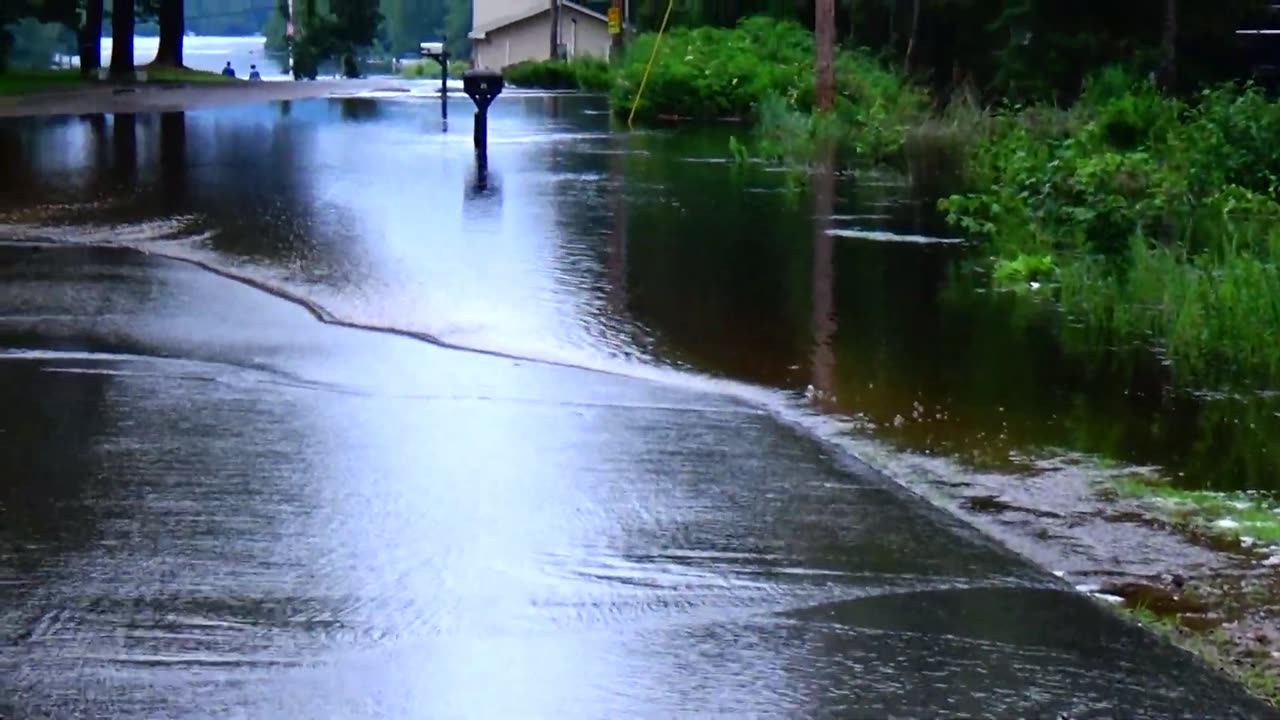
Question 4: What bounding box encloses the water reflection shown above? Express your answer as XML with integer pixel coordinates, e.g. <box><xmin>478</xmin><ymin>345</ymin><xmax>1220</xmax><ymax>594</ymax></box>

<box><xmin>339</xmin><ymin>98</ymin><xmax>382</xmax><ymax>122</ymax></box>
<box><xmin>0</xmin><ymin>95</ymin><xmax>1276</xmax><ymax>499</ymax></box>
<box><xmin>810</xmin><ymin>144</ymin><xmax>837</xmax><ymax>403</ymax></box>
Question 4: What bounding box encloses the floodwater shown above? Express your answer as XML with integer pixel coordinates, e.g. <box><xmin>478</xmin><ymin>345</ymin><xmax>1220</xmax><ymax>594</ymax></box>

<box><xmin>0</xmin><ymin>93</ymin><xmax>1277</xmax><ymax>717</ymax></box>
<box><xmin>100</xmin><ymin>35</ymin><xmax>287</xmax><ymax>80</ymax></box>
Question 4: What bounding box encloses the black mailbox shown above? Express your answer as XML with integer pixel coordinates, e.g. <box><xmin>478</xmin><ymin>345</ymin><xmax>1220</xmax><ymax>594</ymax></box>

<box><xmin>463</xmin><ymin>69</ymin><xmax>504</xmax><ymax>110</ymax></box>
<box><xmin>463</xmin><ymin>69</ymin><xmax>504</xmax><ymax>152</ymax></box>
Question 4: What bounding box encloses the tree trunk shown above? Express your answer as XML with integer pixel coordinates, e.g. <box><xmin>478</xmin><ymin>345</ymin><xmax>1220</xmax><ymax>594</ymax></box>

<box><xmin>109</xmin><ymin>0</ymin><xmax>136</xmax><ymax>78</ymax></box>
<box><xmin>814</xmin><ymin>0</ymin><xmax>835</xmax><ymax>111</ymax></box>
<box><xmin>724</xmin><ymin>0</ymin><xmax>739</xmax><ymax>25</ymax></box>
<box><xmin>154</xmin><ymin>0</ymin><xmax>185</xmax><ymax>67</ymax></box>
<box><xmin>1161</xmin><ymin>0</ymin><xmax>1177</xmax><ymax>91</ymax></box>
<box><xmin>903</xmin><ymin>0</ymin><xmax>920</xmax><ymax>73</ymax></box>
<box><xmin>888</xmin><ymin>0</ymin><xmax>897</xmax><ymax>53</ymax></box>
<box><xmin>79</xmin><ymin>0</ymin><xmax>104</xmax><ymax>77</ymax></box>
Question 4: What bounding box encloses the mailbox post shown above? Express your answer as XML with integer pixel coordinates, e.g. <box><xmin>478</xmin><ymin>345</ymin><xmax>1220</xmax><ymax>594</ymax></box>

<box><xmin>419</xmin><ymin>40</ymin><xmax>450</xmax><ymax>121</ymax></box>
<box><xmin>463</xmin><ymin>69</ymin><xmax>504</xmax><ymax>155</ymax></box>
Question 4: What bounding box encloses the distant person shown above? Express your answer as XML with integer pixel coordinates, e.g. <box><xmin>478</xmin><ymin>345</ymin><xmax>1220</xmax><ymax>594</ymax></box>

<box><xmin>221</xmin><ymin>61</ymin><xmax>236</xmax><ymax>78</ymax></box>
<box><xmin>248</xmin><ymin>64</ymin><xmax>262</xmax><ymax>82</ymax></box>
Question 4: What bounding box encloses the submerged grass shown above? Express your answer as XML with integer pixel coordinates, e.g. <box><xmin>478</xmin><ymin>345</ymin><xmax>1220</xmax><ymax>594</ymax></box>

<box><xmin>1109</xmin><ymin>476</ymin><xmax>1280</xmax><ymax>544</ymax></box>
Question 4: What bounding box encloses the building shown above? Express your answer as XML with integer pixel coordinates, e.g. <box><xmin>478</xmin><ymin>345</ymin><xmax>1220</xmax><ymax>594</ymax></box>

<box><xmin>470</xmin><ymin>0</ymin><xmax>613</xmax><ymax>70</ymax></box>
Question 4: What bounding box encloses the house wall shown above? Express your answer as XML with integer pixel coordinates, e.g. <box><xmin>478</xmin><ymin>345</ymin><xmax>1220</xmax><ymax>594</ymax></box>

<box><xmin>559</xmin><ymin>6</ymin><xmax>612</xmax><ymax>62</ymax></box>
<box><xmin>472</xmin><ymin>0</ymin><xmax>545</xmax><ymax>37</ymax></box>
<box><xmin>473</xmin><ymin>6</ymin><xmax>612</xmax><ymax>70</ymax></box>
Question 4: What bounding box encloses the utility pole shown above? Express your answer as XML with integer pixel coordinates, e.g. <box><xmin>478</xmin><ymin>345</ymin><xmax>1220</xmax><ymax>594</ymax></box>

<box><xmin>550</xmin><ymin>0</ymin><xmax>561</xmax><ymax>60</ymax></box>
<box><xmin>815</xmin><ymin>0</ymin><xmax>836</xmax><ymax>112</ymax></box>
<box><xmin>610</xmin><ymin>0</ymin><xmax>623</xmax><ymax>57</ymax></box>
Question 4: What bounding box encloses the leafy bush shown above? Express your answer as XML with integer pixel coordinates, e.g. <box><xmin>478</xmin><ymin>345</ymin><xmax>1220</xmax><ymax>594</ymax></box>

<box><xmin>612</xmin><ymin>17</ymin><xmax>815</xmax><ymax>122</ymax></box>
<box><xmin>503</xmin><ymin>59</ymin><xmax>578</xmax><ymax>89</ymax></box>
<box><xmin>571</xmin><ymin>57</ymin><xmax>611</xmax><ymax>92</ymax></box>
<box><xmin>503</xmin><ymin>57</ymin><xmax>611</xmax><ymax>92</ymax></box>
<box><xmin>943</xmin><ymin>79</ymin><xmax>1280</xmax><ymax>386</ymax></box>
<box><xmin>612</xmin><ymin>15</ymin><xmax>927</xmax><ymax>165</ymax></box>
<box><xmin>993</xmin><ymin>254</ymin><xmax>1057</xmax><ymax>287</ymax></box>
<box><xmin>401</xmin><ymin>59</ymin><xmax>470</xmax><ymax>79</ymax></box>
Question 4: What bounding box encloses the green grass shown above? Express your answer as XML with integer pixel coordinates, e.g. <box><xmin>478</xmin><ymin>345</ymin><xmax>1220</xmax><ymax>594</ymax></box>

<box><xmin>0</xmin><ymin>66</ymin><xmax>233</xmax><ymax>98</ymax></box>
<box><xmin>0</xmin><ymin>69</ymin><xmax>86</xmax><ymax>96</ymax></box>
<box><xmin>1110</xmin><ymin>476</ymin><xmax>1280</xmax><ymax>543</ymax></box>
<box><xmin>140</xmin><ymin>65</ymin><xmax>236</xmax><ymax>84</ymax></box>
<box><xmin>1118</xmin><ymin>602</ymin><xmax>1280</xmax><ymax>707</ymax></box>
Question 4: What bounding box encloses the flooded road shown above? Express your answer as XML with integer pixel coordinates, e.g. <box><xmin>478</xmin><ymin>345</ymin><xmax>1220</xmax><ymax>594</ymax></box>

<box><xmin>1</xmin><ymin>94</ymin><xmax>1277</xmax><ymax>717</ymax></box>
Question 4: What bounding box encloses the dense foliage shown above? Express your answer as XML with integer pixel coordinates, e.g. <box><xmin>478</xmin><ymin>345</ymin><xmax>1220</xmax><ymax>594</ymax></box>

<box><xmin>626</xmin><ymin>0</ymin><xmax>1273</xmax><ymax>102</ymax></box>
<box><xmin>942</xmin><ymin>72</ymin><xmax>1280</xmax><ymax>385</ymax></box>
<box><xmin>612</xmin><ymin>17</ymin><xmax>817</xmax><ymax>122</ymax></box>
<box><xmin>608</xmin><ymin>17</ymin><xmax>926</xmax><ymax>164</ymax></box>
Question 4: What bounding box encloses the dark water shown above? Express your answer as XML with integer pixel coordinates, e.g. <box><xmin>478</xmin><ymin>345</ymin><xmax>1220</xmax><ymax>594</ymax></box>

<box><xmin>0</xmin><ymin>93</ymin><xmax>1277</xmax><ymax>718</ymax></box>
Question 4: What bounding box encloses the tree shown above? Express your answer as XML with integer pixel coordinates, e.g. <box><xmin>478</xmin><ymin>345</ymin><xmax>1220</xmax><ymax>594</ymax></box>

<box><xmin>153</xmin><ymin>0</ymin><xmax>184</xmax><ymax>66</ymax></box>
<box><xmin>903</xmin><ymin>0</ymin><xmax>919</xmax><ymax>72</ymax></box>
<box><xmin>109</xmin><ymin>0</ymin><xmax>136</xmax><ymax>77</ymax></box>
<box><xmin>81</xmin><ymin>0</ymin><xmax>104</xmax><ymax>75</ymax></box>
<box><xmin>1160</xmin><ymin>0</ymin><xmax>1177</xmax><ymax>90</ymax></box>
<box><xmin>19</xmin><ymin>0</ymin><xmax>103</xmax><ymax>77</ymax></box>
<box><xmin>814</xmin><ymin>0</ymin><xmax>835</xmax><ymax>111</ymax></box>
<box><xmin>444</xmin><ymin>0</ymin><xmax>470</xmax><ymax>59</ymax></box>
<box><xmin>290</xmin><ymin>0</ymin><xmax>382</xmax><ymax>78</ymax></box>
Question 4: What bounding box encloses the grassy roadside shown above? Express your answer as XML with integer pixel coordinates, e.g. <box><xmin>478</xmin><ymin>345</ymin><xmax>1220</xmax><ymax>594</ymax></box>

<box><xmin>0</xmin><ymin>69</ymin><xmax>86</xmax><ymax>96</ymax></box>
<box><xmin>0</xmin><ymin>66</ymin><xmax>234</xmax><ymax>97</ymax></box>
<box><xmin>1092</xmin><ymin>474</ymin><xmax>1280</xmax><ymax>707</ymax></box>
<box><xmin>140</xmin><ymin>65</ymin><xmax>237</xmax><ymax>84</ymax></box>
<box><xmin>1119</xmin><ymin>602</ymin><xmax>1280</xmax><ymax>707</ymax></box>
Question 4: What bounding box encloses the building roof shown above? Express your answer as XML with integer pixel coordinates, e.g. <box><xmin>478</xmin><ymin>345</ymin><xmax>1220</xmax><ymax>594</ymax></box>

<box><xmin>469</xmin><ymin>1</ymin><xmax>609</xmax><ymax>40</ymax></box>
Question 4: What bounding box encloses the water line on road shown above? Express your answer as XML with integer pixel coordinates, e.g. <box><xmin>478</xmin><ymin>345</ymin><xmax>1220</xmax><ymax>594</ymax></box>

<box><xmin>0</xmin><ymin>229</ymin><xmax>797</xmax><ymax>414</ymax></box>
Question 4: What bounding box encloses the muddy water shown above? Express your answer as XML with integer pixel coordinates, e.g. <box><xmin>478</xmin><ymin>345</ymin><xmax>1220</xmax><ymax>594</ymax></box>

<box><xmin>1</xmin><ymin>93</ymin><xmax>1274</xmax><ymax>498</ymax></box>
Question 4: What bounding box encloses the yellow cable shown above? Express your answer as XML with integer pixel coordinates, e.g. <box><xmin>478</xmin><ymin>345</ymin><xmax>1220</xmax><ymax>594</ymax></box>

<box><xmin>627</xmin><ymin>0</ymin><xmax>675</xmax><ymax>130</ymax></box>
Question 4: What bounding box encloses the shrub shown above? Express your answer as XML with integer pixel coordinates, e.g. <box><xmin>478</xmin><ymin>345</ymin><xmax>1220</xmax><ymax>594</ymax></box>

<box><xmin>570</xmin><ymin>57</ymin><xmax>611</xmax><ymax>92</ymax></box>
<box><xmin>943</xmin><ymin>81</ymin><xmax>1280</xmax><ymax>387</ymax></box>
<box><xmin>401</xmin><ymin>59</ymin><xmax>469</xmax><ymax>79</ymax></box>
<box><xmin>611</xmin><ymin>15</ymin><xmax>928</xmax><ymax>166</ymax></box>
<box><xmin>502</xmin><ymin>57</ymin><xmax>612</xmax><ymax>92</ymax></box>
<box><xmin>612</xmin><ymin>17</ymin><xmax>815</xmax><ymax>122</ymax></box>
<box><xmin>503</xmin><ymin>59</ymin><xmax>578</xmax><ymax>89</ymax></box>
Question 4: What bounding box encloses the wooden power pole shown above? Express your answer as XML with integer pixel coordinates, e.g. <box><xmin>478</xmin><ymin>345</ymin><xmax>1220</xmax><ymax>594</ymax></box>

<box><xmin>550</xmin><ymin>0</ymin><xmax>562</xmax><ymax>59</ymax></box>
<box><xmin>815</xmin><ymin>0</ymin><xmax>836</xmax><ymax>112</ymax></box>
